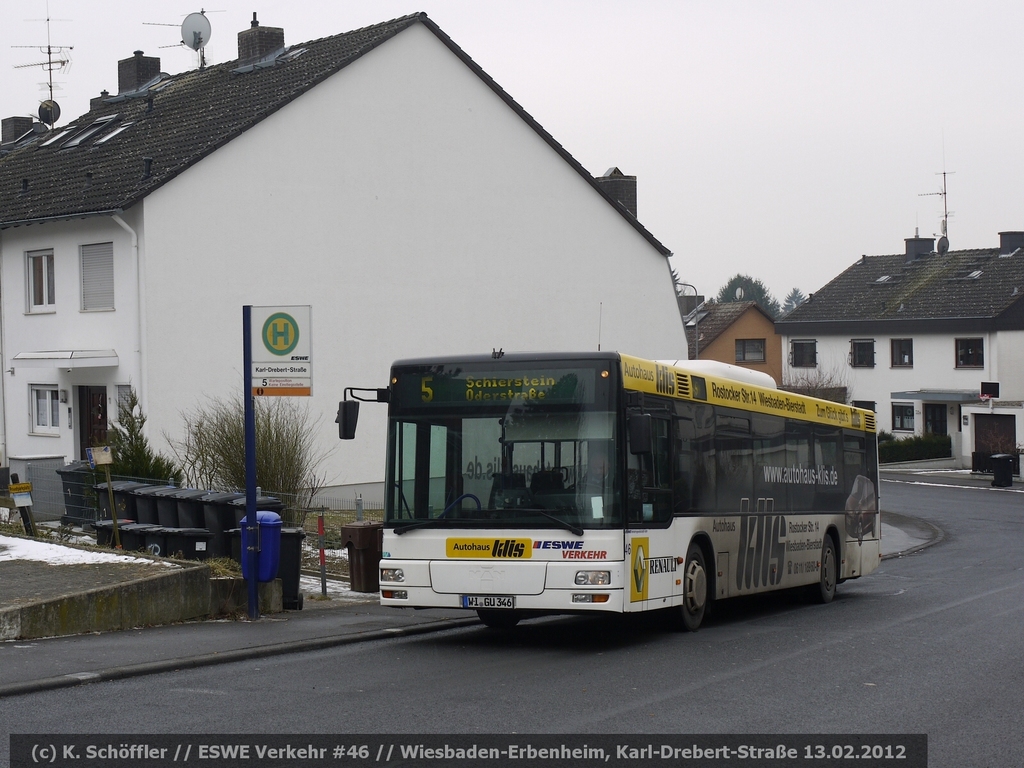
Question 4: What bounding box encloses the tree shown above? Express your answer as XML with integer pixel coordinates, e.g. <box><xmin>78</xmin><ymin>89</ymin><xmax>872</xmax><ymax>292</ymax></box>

<box><xmin>108</xmin><ymin>386</ymin><xmax>182</xmax><ymax>483</ymax></box>
<box><xmin>781</xmin><ymin>288</ymin><xmax>807</xmax><ymax>316</ymax></box>
<box><xmin>716</xmin><ymin>274</ymin><xmax>782</xmax><ymax>319</ymax></box>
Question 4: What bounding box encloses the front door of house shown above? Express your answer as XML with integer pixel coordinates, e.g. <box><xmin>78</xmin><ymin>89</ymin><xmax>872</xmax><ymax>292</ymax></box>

<box><xmin>924</xmin><ymin>404</ymin><xmax>947</xmax><ymax>436</ymax></box>
<box><xmin>78</xmin><ymin>386</ymin><xmax>108</xmax><ymax>459</ymax></box>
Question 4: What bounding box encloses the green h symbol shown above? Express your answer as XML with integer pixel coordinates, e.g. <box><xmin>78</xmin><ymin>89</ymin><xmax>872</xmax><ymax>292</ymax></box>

<box><xmin>271</xmin><ymin>320</ymin><xmax>291</xmax><ymax>347</ymax></box>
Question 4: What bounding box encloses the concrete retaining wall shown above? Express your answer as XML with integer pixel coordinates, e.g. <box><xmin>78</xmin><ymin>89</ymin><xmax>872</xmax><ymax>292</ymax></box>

<box><xmin>0</xmin><ymin>566</ymin><xmax>281</xmax><ymax>640</ymax></box>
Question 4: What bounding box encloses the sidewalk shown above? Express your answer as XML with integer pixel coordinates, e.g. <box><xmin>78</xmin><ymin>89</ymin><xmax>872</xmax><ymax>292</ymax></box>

<box><xmin>0</xmin><ymin>486</ymin><xmax>949</xmax><ymax>698</ymax></box>
<box><xmin>880</xmin><ymin>464</ymin><xmax>1023</xmax><ymax>492</ymax></box>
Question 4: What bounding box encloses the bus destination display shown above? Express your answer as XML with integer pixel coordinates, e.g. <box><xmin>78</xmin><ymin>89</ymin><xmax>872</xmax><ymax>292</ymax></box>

<box><xmin>395</xmin><ymin>367</ymin><xmax>598</xmax><ymax>408</ymax></box>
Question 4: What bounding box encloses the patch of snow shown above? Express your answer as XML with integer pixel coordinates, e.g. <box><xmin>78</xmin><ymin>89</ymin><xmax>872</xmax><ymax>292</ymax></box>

<box><xmin>299</xmin><ymin>574</ymin><xmax>377</xmax><ymax>602</ymax></box>
<box><xmin>0</xmin><ymin>534</ymin><xmax>174</xmax><ymax>567</ymax></box>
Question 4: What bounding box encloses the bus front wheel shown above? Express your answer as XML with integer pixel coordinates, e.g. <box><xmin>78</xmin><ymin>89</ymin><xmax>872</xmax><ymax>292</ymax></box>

<box><xmin>811</xmin><ymin>535</ymin><xmax>837</xmax><ymax>604</ymax></box>
<box><xmin>477</xmin><ymin>609</ymin><xmax>521</xmax><ymax>629</ymax></box>
<box><xmin>679</xmin><ymin>543</ymin><xmax>708</xmax><ymax>631</ymax></box>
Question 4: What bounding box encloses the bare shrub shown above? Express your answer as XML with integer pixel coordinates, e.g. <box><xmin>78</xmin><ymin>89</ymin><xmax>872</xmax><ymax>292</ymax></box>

<box><xmin>781</xmin><ymin>362</ymin><xmax>851</xmax><ymax>404</ymax></box>
<box><xmin>169</xmin><ymin>396</ymin><xmax>332</xmax><ymax>520</ymax></box>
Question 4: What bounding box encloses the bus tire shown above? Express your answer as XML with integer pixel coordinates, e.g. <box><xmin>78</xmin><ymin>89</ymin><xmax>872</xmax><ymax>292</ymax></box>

<box><xmin>811</xmin><ymin>535</ymin><xmax>837</xmax><ymax>604</ymax></box>
<box><xmin>679</xmin><ymin>543</ymin><xmax>708</xmax><ymax>631</ymax></box>
<box><xmin>477</xmin><ymin>609</ymin><xmax>521</xmax><ymax>629</ymax></box>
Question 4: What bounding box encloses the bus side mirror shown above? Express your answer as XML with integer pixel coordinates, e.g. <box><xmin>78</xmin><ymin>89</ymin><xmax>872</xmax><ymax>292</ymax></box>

<box><xmin>628</xmin><ymin>414</ymin><xmax>652</xmax><ymax>455</ymax></box>
<box><xmin>336</xmin><ymin>400</ymin><xmax>360</xmax><ymax>440</ymax></box>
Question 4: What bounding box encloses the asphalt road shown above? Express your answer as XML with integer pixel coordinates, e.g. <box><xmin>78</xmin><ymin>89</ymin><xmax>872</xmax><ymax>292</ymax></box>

<box><xmin>1</xmin><ymin>477</ymin><xmax>1021</xmax><ymax>768</ymax></box>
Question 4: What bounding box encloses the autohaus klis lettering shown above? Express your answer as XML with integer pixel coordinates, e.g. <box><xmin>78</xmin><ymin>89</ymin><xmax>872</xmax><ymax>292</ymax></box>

<box><xmin>736</xmin><ymin>515</ymin><xmax>787</xmax><ymax>590</ymax></box>
<box><xmin>491</xmin><ymin>539</ymin><xmax>527</xmax><ymax>558</ymax></box>
<box><xmin>655</xmin><ymin>364</ymin><xmax>675</xmax><ymax>396</ymax></box>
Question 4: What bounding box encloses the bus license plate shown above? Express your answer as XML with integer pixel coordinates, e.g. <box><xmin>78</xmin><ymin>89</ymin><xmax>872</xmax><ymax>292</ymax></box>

<box><xmin>462</xmin><ymin>595</ymin><xmax>515</xmax><ymax>609</ymax></box>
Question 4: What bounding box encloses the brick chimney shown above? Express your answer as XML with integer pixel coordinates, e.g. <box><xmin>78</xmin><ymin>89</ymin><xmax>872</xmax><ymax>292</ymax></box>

<box><xmin>998</xmin><ymin>231</ymin><xmax>1024</xmax><ymax>255</ymax></box>
<box><xmin>2</xmin><ymin>116</ymin><xmax>34</xmax><ymax>144</ymax></box>
<box><xmin>595</xmin><ymin>167</ymin><xmax>637</xmax><ymax>217</ymax></box>
<box><xmin>118</xmin><ymin>51</ymin><xmax>160</xmax><ymax>94</ymax></box>
<box><xmin>238</xmin><ymin>13</ymin><xmax>285</xmax><ymax>62</ymax></box>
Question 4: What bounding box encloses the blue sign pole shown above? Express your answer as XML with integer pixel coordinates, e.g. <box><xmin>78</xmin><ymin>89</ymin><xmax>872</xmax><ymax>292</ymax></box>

<box><xmin>243</xmin><ymin>305</ymin><xmax>260</xmax><ymax>620</ymax></box>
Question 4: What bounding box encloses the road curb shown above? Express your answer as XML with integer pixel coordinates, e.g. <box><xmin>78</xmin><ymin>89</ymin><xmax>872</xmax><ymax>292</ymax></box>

<box><xmin>0</xmin><ymin>616</ymin><xmax>481</xmax><ymax>699</ymax></box>
<box><xmin>880</xmin><ymin>509</ymin><xmax>945</xmax><ymax>560</ymax></box>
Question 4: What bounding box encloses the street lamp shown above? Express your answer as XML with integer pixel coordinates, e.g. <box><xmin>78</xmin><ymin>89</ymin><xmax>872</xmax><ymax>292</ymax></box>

<box><xmin>678</xmin><ymin>282</ymin><xmax>703</xmax><ymax>360</ymax></box>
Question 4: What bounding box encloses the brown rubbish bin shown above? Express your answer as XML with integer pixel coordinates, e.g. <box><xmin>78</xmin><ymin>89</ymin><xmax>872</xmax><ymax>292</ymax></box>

<box><xmin>341</xmin><ymin>521</ymin><xmax>383</xmax><ymax>593</ymax></box>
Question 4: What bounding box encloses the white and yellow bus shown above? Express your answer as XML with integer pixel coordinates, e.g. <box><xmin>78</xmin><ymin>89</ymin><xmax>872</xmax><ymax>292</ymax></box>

<box><xmin>349</xmin><ymin>352</ymin><xmax>879</xmax><ymax>630</ymax></box>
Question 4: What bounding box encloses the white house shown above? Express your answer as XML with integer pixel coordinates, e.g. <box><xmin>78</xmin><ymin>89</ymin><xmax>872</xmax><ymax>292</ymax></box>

<box><xmin>0</xmin><ymin>13</ymin><xmax>686</xmax><ymax>501</ymax></box>
<box><xmin>775</xmin><ymin>232</ymin><xmax>1024</xmax><ymax>469</ymax></box>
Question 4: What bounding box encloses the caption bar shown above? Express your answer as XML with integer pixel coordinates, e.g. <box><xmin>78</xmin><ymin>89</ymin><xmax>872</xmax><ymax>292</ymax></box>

<box><xmin>11</xmin><ymin>734</ymin><xmax>927</xmax><ymax>768</ymax></box>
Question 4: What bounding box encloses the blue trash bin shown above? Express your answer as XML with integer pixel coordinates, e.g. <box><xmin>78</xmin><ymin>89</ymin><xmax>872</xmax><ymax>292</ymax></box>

<box><xmin>240</xmin><ymin>511</ymin><xmax>282</xmax><ymax>582</ymax></box>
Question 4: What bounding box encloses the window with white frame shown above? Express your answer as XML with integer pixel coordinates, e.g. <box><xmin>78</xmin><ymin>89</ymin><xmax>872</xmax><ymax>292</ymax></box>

<box><xmin>31</xmin><ymin>386</ymin><xmax>61</xmax><ymax>435</ymax></box>
<box><xmin>27</xmin><ymin>249</ymin><xmax>55</xmax><ymax>311</ymax></box>
<box><xmin>117</xmin><ymin>384</ymin><xmax>134</xmax><ymax>417</ymax></box>
<box><xmin>81</xmin><ymin>242</ymin><xmax>114</xmax><ymax>310</ymax></box>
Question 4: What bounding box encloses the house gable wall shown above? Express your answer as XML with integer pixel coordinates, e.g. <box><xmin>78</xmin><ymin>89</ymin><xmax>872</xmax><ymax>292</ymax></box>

<box><xmin>135</xmin><ymin>23</ymin><xmax>684</xmax><ymax>487</ymax></box>
<box><xmin>698</xmin><ymin>307</ymin><xmax>782</xmax><ymax>384</ymax></box>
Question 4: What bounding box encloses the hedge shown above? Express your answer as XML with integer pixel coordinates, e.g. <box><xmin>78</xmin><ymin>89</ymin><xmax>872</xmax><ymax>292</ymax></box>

<box><xmin>878</xmin><ymin>432</ymin><xmax>952</xmax><ymax>463</ymax></box>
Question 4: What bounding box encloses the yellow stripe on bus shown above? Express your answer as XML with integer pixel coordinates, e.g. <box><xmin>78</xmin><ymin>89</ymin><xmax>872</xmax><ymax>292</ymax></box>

<box><xmin>619</xmin><ymin>354</ymin><xmax>874</xmax><ymax>433</ymax></box>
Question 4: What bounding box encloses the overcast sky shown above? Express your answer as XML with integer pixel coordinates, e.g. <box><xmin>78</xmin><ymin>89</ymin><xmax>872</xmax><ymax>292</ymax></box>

<box><xmin>4</xmin><ymin>1</ymin><xmax>1022</xmax><ymax>302</ymax></box>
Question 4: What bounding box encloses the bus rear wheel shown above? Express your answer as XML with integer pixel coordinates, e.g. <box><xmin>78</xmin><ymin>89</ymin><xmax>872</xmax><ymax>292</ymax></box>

<box><xmin>811</xmin><ymin>535</ymin><xmax>837</xmax><ymax>604</ymax></box>
<box><xmin>679</xmin><ymin>543</ymin><xmax>708</xmax><ymax>631</ymax></box>
<box><xmin>477</xmin><ymin>609</ymin><xmax>521</xmax><ymax>629</ymax></box>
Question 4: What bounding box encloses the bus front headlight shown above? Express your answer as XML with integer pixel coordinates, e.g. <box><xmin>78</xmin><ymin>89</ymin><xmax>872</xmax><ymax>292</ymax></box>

<box><xmin>380</xmin><ymin>568</ymin><xmax>405</xmax><ymax>583</ymax></box>
<box><xmin>575</xmin><ymin>570</ymin><xmax>611</xmax><ymax>586</ymax></box>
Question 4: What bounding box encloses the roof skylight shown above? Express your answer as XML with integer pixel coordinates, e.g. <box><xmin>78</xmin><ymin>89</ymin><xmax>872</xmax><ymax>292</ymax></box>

<box><xmin>62</xmin><ymin>115</ymin><xmax>118</xmax><ymax>148</ymax></box>
<box><xmin>94</xmin><ymin>122</ymin><xmax>135</xmax><ymax>144</ymax></box>
<box><xmin>40</xmin><ymin>128</ymin><xmax>74</xmax><ymax>147</ymax></box>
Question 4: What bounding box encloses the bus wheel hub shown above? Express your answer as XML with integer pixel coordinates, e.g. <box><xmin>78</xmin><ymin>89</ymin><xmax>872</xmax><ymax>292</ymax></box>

<box><xmin>685</xmin><ymin>560</ymin><xmax>707</xmax><ymax>610</ymax></box>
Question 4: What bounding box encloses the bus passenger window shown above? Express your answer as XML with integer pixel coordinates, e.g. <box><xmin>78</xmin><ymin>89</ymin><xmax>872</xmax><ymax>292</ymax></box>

<box><xmin>674</xmin><ymin>417</ymin><xmax>696</xmax><ymax>514</ymax></box>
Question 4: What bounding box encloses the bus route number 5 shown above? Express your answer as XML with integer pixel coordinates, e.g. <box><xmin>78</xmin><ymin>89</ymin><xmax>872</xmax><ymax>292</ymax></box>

<box><xmin>421</xmin><ymin>376</ymin><xmax>434</xmax><ymax>403</ymax></box>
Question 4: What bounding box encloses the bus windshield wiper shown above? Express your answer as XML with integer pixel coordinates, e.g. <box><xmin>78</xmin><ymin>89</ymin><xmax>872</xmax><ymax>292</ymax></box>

<box><xmin>393</xmin><ymin>494</ymin><xmax>482</xmax><ymax>535</ymax></box>
<box><xmin>393</xmin><ymin>518</ymin><xmax>455</xmax><ymax>535</ymax></box>
<box><xmin>518</xmin><ymin>507</ymin><xmax>584</xmax><ymax>536</ymax></box>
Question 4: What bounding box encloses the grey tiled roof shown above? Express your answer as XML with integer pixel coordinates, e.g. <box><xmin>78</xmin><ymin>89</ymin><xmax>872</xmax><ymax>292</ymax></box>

<box><xmin>0</xmin><ymin>14</ymin><xmax>421</xmax><ymax>225</ymax></box>
<box><xmin>0</xmin><ymin>13</ymin><xmax>671</xmax><ymax>257</ymax></box>
<box><xmin>776</xmin><ymin>247</ymin><xmax>1024</xmax><ymax>333</ymax></box>
<box><xmin>684</xmin><ymin>300</ymin><xmax>767</xmax><ymax>359</ymax></box>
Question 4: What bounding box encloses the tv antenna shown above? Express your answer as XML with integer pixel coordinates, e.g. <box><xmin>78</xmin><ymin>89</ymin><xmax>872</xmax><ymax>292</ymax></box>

<box><xmin>11</xmin><ymin>1</ymin><xmax>74</xmax><ymax>127</ymax></box>
<box><xmin>143</xmin><ymin>9</ymin><xmax>216</xmax><ymax>68</ymax></box>
<box><xmin>919</xmin><ymin>169</ymin><xmax>954</xmax><ymax>254</ymax></box>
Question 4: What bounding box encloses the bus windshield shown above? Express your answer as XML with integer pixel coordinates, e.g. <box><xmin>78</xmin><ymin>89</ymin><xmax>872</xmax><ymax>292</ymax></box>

<box><xmin>385</xmin><ymin>360</ymin><xmax>621</xmax><ymax>530</ymax></box>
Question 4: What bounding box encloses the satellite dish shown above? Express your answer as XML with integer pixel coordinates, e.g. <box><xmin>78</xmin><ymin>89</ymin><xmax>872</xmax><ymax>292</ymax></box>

<box><xmin>39</xmin><ymin>100</ymin><xmax>61</xmax><ymax>126</ymax></box>
<box><xmin>181</xmin><ymin>12</ymin><xmax>212</xmax><ymax>51</ymax></box>
<box><xmin>735</xmin><ymin>287</ymin><xmax>745</xmax><ymax>301</ymax></box>
<box><xmin>937</xmin><ymin>235</ymin><xmax>949</xmax><ymax>255</ymax></box>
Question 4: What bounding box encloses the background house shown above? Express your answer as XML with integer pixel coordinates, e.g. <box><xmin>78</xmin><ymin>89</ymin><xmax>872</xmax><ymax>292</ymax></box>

<box><xmin>0</xmin><ymin>13</ymin><xmax>687</xmax><ymax>501</ymax></box>
<box><xmin>683</xmin><ymin>300</ymin><xmax>782</xmax><ymax>384</ymax></box>
<box><xmin>776</xmin><ymin>231</ymin><xmax>1024</xmax><ymax>468</ymax></box>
